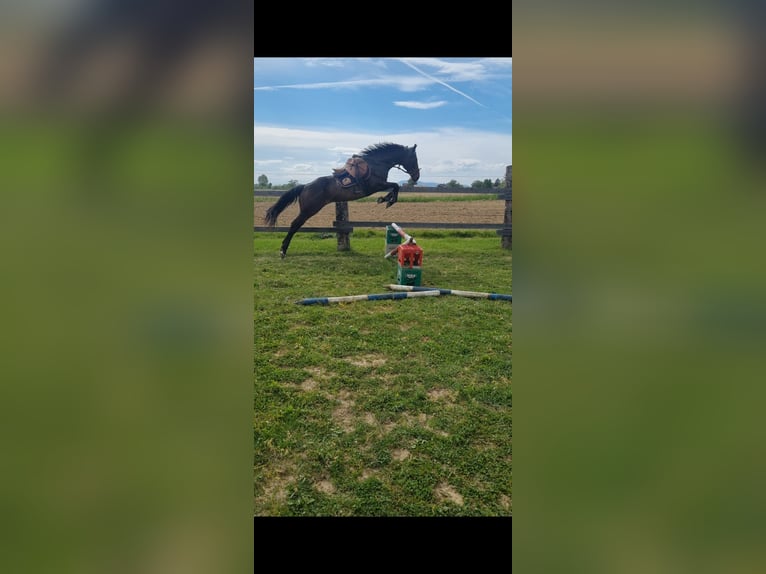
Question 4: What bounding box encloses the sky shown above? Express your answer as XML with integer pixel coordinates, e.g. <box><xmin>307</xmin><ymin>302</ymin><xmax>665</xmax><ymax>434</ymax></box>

<box><xmin>254</xmin><ymin>58</ymin><xmax>512</xmax><ymax>186</ymax></box>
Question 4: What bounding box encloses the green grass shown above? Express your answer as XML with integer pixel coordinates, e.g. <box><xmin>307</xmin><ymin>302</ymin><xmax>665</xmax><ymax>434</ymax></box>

<box><xmin>254</xmin><ymin>231</ymin><xmax>511</xmax><ymax>516</ymax></box>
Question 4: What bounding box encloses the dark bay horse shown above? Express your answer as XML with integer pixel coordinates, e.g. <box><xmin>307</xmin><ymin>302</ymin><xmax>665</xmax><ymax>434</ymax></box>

<box><xmin>264</xmin><ymin>143</ymin><xmax>420</xmax><ymax>257</ymax></box>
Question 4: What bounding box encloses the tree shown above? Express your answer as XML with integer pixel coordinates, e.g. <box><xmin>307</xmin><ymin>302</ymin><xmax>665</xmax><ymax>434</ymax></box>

<box><xmin>494</xmin><ymin>178</ymin><xmax>502</xmax><ymax>188</ymax></box>
<box><xmin>273</xmin><ymin>179</ymin><xmax>299</xmax><ymax>190</ymax></box>
<box><xmin>257</xmin><ymin>174</ymin><xmax>271</xmax><ymax>189</ymax></box>
<box><xmin>445</xmin><ymin>179</ymin><xmax>464</xmax><ymax>188</ymax></box>
<box><xmin>471</xmin><ymin>180</ymin><xmax>484</xmax><ymax>188</ymax></box>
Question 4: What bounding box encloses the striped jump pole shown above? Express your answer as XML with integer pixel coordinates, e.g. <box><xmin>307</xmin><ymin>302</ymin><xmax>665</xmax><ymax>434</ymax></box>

<box><xmin>297</xmin><ymin>290</ymin><xmax>441</xmax><ymax>305</ymax></box>
<box><xmin>384</xmin><ymin>222</ymin><xmax>417</xmax><ymax>259</ymax></box>
<box><xmin>391</xmin><ymin>222</ymin><xmax>414</xmax><ymax>244</ymax></box>
<box><xmin>387</xmin><ymin>284</ymin><xmax>512</xmax><ymax>301</ymax></box>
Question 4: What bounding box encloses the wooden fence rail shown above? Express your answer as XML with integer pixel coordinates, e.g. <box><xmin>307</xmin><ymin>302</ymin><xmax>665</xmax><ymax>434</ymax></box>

<box><xmin>254</xmin><ymin>186</ymin><xmax>507</xmax><ymax>196</ymax></box>
<box><xmin>254</xmin><ymin>167</ymin><xmax>512</xmax><ymax>250</ymax></box>
<box><xmin>336</xmin><ymin>221</ymin><xmax>502</xmax><ymax>230</ymax></box>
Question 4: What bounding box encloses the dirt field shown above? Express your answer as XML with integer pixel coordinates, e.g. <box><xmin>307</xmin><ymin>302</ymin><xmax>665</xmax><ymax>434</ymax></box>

<box><xmin>254</xmin><ymin>198</ymin><xmax>504</xmax><ymax>227</ymax></box>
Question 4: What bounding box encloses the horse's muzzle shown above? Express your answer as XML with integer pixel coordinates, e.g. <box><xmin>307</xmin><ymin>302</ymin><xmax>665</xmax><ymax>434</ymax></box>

<box><xmin>411</xmin><ymin>170</ymin><xmax>420</xmax><ymax>183</ymax></box>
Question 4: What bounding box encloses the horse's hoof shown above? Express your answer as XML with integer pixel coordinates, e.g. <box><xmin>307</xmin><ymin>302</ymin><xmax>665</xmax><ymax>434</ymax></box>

<box><xmin>280</xmin><ymin>250</ymin><xmax>286</xmax><ymax>259</ymax></box>
<box><xmin>376</xmin><ymin>197</ymin><xmax>385</xmax><ymax>204</ymax></box>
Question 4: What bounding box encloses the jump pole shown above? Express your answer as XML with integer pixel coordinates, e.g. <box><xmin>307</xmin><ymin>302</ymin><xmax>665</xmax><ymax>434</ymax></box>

<box><xmin>387</xmin><ymin>284</ymin><xmax>512</xmax><ymax>301</ymax></box>
<box><xmin>297</xmin><ymin>290</ymin><xmax>441</xmax><ymax>305</ymax></box>
<box><xmin>384</xmin><ymin>222</ymin><xmax>417</xmax><ymax>259</ymax></box>
<box><xmin>391</xmin><ymin>222</ymin><xmax>414</xmax><ymax>244</ymax></box>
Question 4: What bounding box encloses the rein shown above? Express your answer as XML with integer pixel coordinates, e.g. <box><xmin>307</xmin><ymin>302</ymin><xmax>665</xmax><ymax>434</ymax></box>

<box><xmin>364</xmin><ymin>160</ymin><xmax>410</xmax><ymax>178</ymax></box>
<box><xmin>392</xmin><ymin>165</ymin><xmax>409</xmax><ymax>175</ymax></box>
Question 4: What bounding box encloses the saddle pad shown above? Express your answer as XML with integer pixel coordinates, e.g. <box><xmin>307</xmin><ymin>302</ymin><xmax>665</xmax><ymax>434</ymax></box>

<box><xmin>333</xmin><ymin>155</ymin><xmax>370</xmax><ymax>188</ymax></box>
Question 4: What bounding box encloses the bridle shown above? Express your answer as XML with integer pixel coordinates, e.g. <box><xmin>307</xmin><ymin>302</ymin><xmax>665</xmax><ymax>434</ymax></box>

<box><xmin>393</xmin><ymin>152</ymin><xmax>419</xmax><ymax>180</ymax></box>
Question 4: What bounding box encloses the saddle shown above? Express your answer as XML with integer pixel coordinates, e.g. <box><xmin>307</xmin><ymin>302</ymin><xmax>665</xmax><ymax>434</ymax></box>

<box><xmin>333</xmin><ymin>155</ymin><xmax>370</xmax><ymax>189</ymax></box>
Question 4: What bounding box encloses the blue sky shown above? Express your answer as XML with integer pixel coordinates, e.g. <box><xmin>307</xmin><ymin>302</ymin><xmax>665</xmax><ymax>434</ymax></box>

<box><xmin>254</xmin><ymin>58</ymin><xmax>512</xmax><ymax>186</ymax></box>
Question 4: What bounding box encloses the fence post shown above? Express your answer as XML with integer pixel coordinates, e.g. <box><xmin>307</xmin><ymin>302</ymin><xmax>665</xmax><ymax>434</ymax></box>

<box><xmin>335</xmin><ymin>201</ymin><xmax>351</xmax><ymax>251</ymax></box>
<box><xmin>501</xmin><ymin>165</ymin><xmax>512</xmax><ymax>249</ymax></box>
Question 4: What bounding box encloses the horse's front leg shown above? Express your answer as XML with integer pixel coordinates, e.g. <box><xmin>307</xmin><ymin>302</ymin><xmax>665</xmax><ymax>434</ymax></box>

<box><xmin>375</xmin><ymin>183</ymin><xmax>400</xmax><ymax>208</ymax></box>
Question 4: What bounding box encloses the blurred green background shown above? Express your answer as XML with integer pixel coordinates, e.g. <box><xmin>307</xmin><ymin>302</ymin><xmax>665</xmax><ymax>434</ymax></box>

<box><xmin>0</xmin><ymin>2</ymin><xmax>253</xmax><ymax>572</ymax></box>
<box><xmin>514</xmin><ymin>4</ymin><xmax>766</xmax><ymax>573</ymax></box>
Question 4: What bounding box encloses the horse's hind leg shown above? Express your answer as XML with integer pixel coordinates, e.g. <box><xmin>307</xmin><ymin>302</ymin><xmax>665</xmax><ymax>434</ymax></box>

<box><xmin>280</xmin><ymin>212</ymin><xmax>311</xmax><ymax>258</ymax></box>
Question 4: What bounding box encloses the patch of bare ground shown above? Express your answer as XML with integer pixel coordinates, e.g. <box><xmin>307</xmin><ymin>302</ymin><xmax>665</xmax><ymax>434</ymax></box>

<box><xmin>427</xmin><ymin>388</ymin><xmax>457</xmax><ymax>403</ymax></box>
<box><xmin>360</xmin><ymin>469</ymin><xmax>379</xmax><ymax>481</ymax></box>
<box><xmin>471</xmin><ymin>440</ymin><xmax>499</xmax><ymax>452</ymax></box>
<box><xmin>499</xmin><ymin>494</ymin><xmax>511</xmax><ymax>511</ymax></box>
<box><xmin>256</xmin><ymin>463</ymin><xmax>296</xmax><ymax>510</ymax></box>
<box><xmin>362</xmin><ymin>412</ymin><xmax>377</xmax><ymax>426</ymax></box>
<box><xmin>314</xmin><ymin>480</ymin><xmax>336</xmax><ymax>495</ymax></box>
<box><xmin>292</xmin><ymin>366</ymin><xmax>336</xmax><ymax>391</ymax></box>
<box><xmin>402</xmin><ymin>412</ymin><xmax>433</xmax><ymax>426</ymax></box>
<box><xmin>378</xmin><ymin>373</ymin><xmax>398</xmax><ymax>386</ymax></box>
<box><xmin>331</xmin><ymin>389</ymin><xmax>356</xmax><ymax>432</ymax></box>
<box><xmin>344</xmin><ymin>354</ymin><xmax>387</xmax><ymax>368</ymax></box>
<box><xmin>306</xmin><ymin>366</ymin><xmax>332</xmax><ymax>380</ymax></box>
<box><xmin>392</xmin><ymin>448</ymin><xmax>411</xmax><ymax>461</ymax></box>
<box><xmin>435</xmin><ymin>482</ymin><xmax>464</xmax><ymax>506</ymax></box>
<box><xmin>378</xmin><ymin>412</ymin><xmax>447</xmax><ymax>436</ymax></box>
<box><xmin>299</xmin><ymin>378</ymin><xmax>319</xmax><ymax>391</ymax></box>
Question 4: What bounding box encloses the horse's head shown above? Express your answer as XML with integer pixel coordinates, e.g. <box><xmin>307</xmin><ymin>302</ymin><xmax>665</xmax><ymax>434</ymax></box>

<box><xmin>402</xmin><ymin>144</ymin><xmax>420</xmax><ymax>183</ymax></box>
<box><xmin>359</xmin><ymin>142</ymin><xmax>421</xmax><ymax>183</ymax></box>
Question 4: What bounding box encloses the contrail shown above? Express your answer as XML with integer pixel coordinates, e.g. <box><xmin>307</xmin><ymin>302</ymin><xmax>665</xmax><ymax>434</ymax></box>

<box><xmin>399</xmin><ymin>59</ymin><xmax>487</xmax><ymax>108</ymax></box>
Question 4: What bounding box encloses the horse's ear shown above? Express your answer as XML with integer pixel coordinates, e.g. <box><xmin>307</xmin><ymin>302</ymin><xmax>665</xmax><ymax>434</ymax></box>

<box><xmin>412</xmin><ymin>144</ymin><xmax>417</xmax><ymax>150</ymax></box>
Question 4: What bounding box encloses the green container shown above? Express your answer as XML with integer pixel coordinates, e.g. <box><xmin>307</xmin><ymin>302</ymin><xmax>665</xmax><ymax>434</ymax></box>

<box><xmin>396</xmin><ymin>265</ymin><xmax>422</xmax><ymax>286</ymax></box>
<box><xmin>385</xmin><ymin>225</ymin><xmax>402</xmax><ymax>255</ymax></box>
<box><xmin>386</xmin><ymin>225</ymin><xmax>402</xmax><ymax>244</ymax></box>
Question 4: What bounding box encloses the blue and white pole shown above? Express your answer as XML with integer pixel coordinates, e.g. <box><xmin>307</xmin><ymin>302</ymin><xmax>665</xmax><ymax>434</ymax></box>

<box><xmin>297</xmin><ymin>290</ymin><xmax>441</xmax><ymax>305</ymax></box>
<box><xmin>387</xmin><ymin>284</ymin><xmax>512</xmax><ymax>301</ymax></box>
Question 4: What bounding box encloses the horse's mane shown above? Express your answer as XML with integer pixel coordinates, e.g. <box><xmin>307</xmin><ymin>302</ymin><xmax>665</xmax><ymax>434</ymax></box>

<box><xmin>359</xmin><ymin>142</ymin><xmax>406</xmax><ymax>158</ymax></box>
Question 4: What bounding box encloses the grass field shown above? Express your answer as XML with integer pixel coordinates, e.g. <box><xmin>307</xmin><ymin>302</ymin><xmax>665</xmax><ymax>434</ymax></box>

<box><xmin>253</xmin><ymin>230</ymin><xmax>512</xmax><ymax>516</ymax></box>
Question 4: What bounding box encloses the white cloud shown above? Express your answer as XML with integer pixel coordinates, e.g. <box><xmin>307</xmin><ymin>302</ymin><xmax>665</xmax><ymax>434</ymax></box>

<box><xmin>253</xmin><ymin>58</ymin><xmax>511</xmax><ymax>97</ymax></box>
<box><xmin>393</xmin><ymin>100</ymin><xmax>447</xmax><ymax>110</ymax></box>
<box><xmin>354</xmin><ymin>58</ymin><xmax>390</xmax><ymax>69</ymax></box>
<box><xmin>303</xmin><ymin>58</ymin><xmax>346</xmax><ymax>68</ymax></box>
<box><xmin>254</xmin><ymin>125</ymin><xmax>512</xmax><ymax>185</ymax></box>
<box><xmin>480</xmin><ymin>57</ymin><xmax>513</xmax><ymax>68</ymax></box>
<box><xmin>399</xmin><ymin>58</ymin><xmax>511</xmax><ymax>83</ymax></box>
<box><xmin>401</xmin><ymin>58</ymin><xmax>490</xmax><ymax>82</ymax></box>
<box><xmin>398</xmin><ymin>60</ymin><xmax>487</xmax><ymax>108</ymax></box>
<box><xmin>254</xmin><ymin>75</ymin><xmax>432</xmax><ymax>92</ymax></box>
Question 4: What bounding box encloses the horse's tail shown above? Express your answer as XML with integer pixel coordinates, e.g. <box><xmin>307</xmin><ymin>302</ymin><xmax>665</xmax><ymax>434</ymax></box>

<box><xmin>264</xmin><ymin>184</ymin><xmax>304</xmax><ymax>226</ymax></box>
